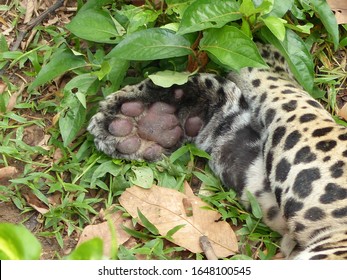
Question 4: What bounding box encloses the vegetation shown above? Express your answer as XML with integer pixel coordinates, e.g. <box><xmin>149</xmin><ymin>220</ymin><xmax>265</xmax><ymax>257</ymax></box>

<box><xmin>0</xmin><ymin>0</ymin><xmax>346</xmax><ymax>259</ymax></box>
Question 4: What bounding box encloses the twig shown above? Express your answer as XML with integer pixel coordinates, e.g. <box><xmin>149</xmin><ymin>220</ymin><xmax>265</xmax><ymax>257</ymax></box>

<box><xmin>199</xmin><ymin>236</ymin><xmax>218</xmax><ymax>260</ymax></box>
<box><xmin>11</xmin><ymin>0</ymin><xmax>65</xmax><ymax>51</ymax></box>
<box><xmin>0</xmin><ymin>0</ymin><xmax>65</xmax><ymax>76</ymax></box>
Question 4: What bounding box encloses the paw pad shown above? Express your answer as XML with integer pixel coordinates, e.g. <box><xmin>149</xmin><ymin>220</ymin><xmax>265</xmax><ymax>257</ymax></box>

<box><xmin>89</xmin><ymin>93</ymin><xmax>204</xmax><ymax>161</ymax></box>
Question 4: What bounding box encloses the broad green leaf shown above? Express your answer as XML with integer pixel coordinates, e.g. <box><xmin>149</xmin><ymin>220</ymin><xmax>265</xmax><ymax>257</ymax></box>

<box><xmin>166</xmin><ymin>0</ymin><xmax>195</xmax><ymax>17</ymax></box>
<box><xmin>121</xmin><ymin>6</ymin><xmax>160</xmax><ymax>34</ymax></box>
<box><xmin>79</xmin><ymin>0</ymin><xmax>114</xmax><ymax>11</ymax></box>
<box><xmin>93</xmin><ymin>61</ymin><xmax>111</xmax><ymax>80</ymax></box>
<box><xmin>130</xmin><ymin>166</ymin><xmax>154</xmax><ymax>189</ymax></box>
<box><xmin>106</xmin><ymin>28</ymin><xmax>193</xmax><ymax>61</ymax></box>
<box><xmin>246</xmin><ymin>191</ymin><xmax>263</xmax><ymax>219</ymax></box>
<box><xmin>103</xmin><ymin>58</ymin><xmax>129</xmax><ymax>95</ymax></box>
<box><xmin>29</xmin><ymin>49</ymin><xmax>86</xmax><ymax>91</ymax></box>
<box><xmin>261</xmin><ymin>28</ymin><xmax>314</xmax><ymax>93</ymax></box>
<box><xmin>59</xmin><ymin>95</ymin><xmax>86</xmax><ymax>147</ymax></box>
<box><xmin>240</xmin><ymin>0</ymin><xmax>273</xmax><ymax>17</ymax></box>
<box><xmin>0</xmin><ymin>223</ymin><xmax>41</xmax><ymax>260</ymax></box>
<box><xmin>340</xmin><ymin>37</ymin><xmax>347</xmax><ymax>48</ymax></box>
<box><xmin>64</xmin><ymin>74</ymin><xmax>99</xmax><ymax>108</ymax></box>
<box><xmin>241</xmin><ymin>18</ymin><xmax>252</xmax><ymax>37</ymax></box>
<box><xmin>66</xmin><ymin>238</ymin><xmax>104</xmax><ymax>260</ymax></box>
<box><xmin>200</xmin><ymin>26</ymin><xmax>267</xmax><ymax>71</ymax></box>
<box><xmin>148</xmin><ymin>70</ymin><xmax>191</xmax><ymax>88</ymax></box>
<box><xmin>268</xmin><ymin>0</ymin><xmax>293</xmax><ymax>17</ymax></box>
<box><xmin>90</xmin><ymin>161</ymin><xmax>122</xmax><ymax>186</ymax></box>
<box><xmin>177</xmin><ymin>0</ymin><xmax>241</xmax><ymax>35</ymax></box>
<box><xmin>262</xmin><ymin>16</ymin><xmax>286</xmax><ymax>41</ymax></box>
<box><xmin>309</xmin><ymin>0</ymin><xmax>339</xmax><ymax>50</ymax></box>
<box><xmin>66</xmin><ymin>9</ymin><xmax>119</xmax><ymax>44</ymax></box>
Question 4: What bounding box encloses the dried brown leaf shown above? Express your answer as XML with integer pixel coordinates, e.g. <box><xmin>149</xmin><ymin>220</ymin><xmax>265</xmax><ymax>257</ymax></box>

<box><xmin>6</xmin><ymin>83</ymin><xmax>25</xmax><ymax>112</ymax></box>
<box><xmin>24</xmin><ymin>0</ymin><xmax>36</xmax><ymax>23</ymax></box>
<box><xmin>327</xmin><ymin>0</ymin><xmax>347</xmax><ymax>24</ymax></box>
<box><xmin>0</xmin><ymin>166</ymin><xmax>19</xmax><ymax>179</ymax></box>
<box><xmin>0</xmin><ymin>82</ymin><xmax>7</xmax><ymax>94</ymax></box>
<box><xmin>338</xmin><ymin>102</ymin><xmax>347</xmax><ymax>121</ymax></box>
<box><xmin>23</xmin><ymin>191</ymin><xmax>49</xmax><ymax>214</ymax></box>
<box><xmin>77</xmin><ymin>211</ymin><xmax>133</xmax><ymax>258</ymax></box>
<box><xmin>119</xmin><ymin>183</ymin><xmax>238</xmax><ymax>258</ymax></box>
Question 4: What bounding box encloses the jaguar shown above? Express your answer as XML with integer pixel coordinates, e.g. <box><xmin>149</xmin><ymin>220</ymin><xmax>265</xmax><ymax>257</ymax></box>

<box><xmin>88</xmin><ymin>44</ymin><xmax>347</xmax><ymax>260</ymax></box>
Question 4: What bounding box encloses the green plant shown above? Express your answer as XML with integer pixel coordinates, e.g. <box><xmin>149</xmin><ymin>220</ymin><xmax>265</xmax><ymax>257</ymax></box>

<box><xmin>0</xmin><ymin>223</ymin><xmax>42</xmax><ymax>260</ymax></box>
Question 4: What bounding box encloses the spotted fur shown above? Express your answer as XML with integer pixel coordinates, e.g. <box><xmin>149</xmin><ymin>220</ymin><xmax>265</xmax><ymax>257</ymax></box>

<box><xmin>88</xmin><ymin>44</ymin><xmax>347</xmax><ymax>259</ymax></box>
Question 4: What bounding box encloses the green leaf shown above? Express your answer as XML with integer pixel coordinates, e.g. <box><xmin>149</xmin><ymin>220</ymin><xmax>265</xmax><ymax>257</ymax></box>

<box><xmin>59</xmin><ymin>94</ymin><xmax>86</xmax><ymax>147</ymax></box>
<box><xmin>29</xmin><ymin>49</ymin><xmax>86</xmax><ymax>91</ymax></box>
<box><xmin>262</xmin><ymin>16</ymin><xmax>287</xmax><ymax>41</ymax></box>
<box><xmin>66</xmin><ymin>8</ymin><xmax>119</xmax><ymax>44</ymax></box>
<box><xmin>188</xmin><ymin>144</ymin><xmax>211</xmax><ymax>159</ymax></box>
<box><xmin>287</xmin><ymin>22</ymin><xmax>313</xmax><ymax>34</ymax></box>
<box><xmin>165</xmin><ymin>224</ymin><xmax>186</xmax><ymax>239</ymax></box>
<box><xmin>130</xmin><ymin>166</ymin><xmax>154</xmax><ymax>189</ymax></box>
<box><xmin>309</xmin><ymin>0</ymin><xmax>339</xmax><ymax>50</ymax></box>
<box><xmin>166</xmin><ymin>0</ymin><xmax>195</xmax><ymax>17</ymax></box>
<box><xmin>66</xmin><ymin>238</ymin><xmax>104</xmax><ymax>260</ymax></box>
<box><xmin>106</xmin><ymin>28</ymin><xmax>193</xmax><ymax>61</ymax></box>
<box><xmin>79</xmin><ymin>0</ymin><xmax>114</xmax><ymax>11</ymax></box>
<box><xmin>0</xmin><ymin>34</ymin><xmax>8</xmax><ymax>52</ymax></box>
<box><xmin>192</xmin><ymin>171</ymin><xmax>220</xmax><ymax>188</ymax></box>
<box><xmin>261</xmin><ymin>27</ymin><xmax>314</xmax><ymax>93</ymax></box>
<box><xmin>268</xmin><ymin>0</ymin><xmax>293</xmax><ymax>17</ymax></box>
<box><xmin>148</xmin><ymin>70</ymin><xmax>191</xmax><ymax>88</ymax></box>
<box><xmin>64</xmin><ymin>74</ymin><xmax>99</xmax><ymax>108</ymax></box>
<box><xmin>177</xmin><ymin>0</ymin><xmax>241</xmax><ymax>35</ymax></box>
<box><xmin>103</xmin><ymin>58</ymin><xmax>129</xmax><ymax>95</ymax></box>
<box><xmin>169</xmin><ymin>145</ymin><xmax>190</xmax><ymax>162</ymax></box>
<box><xmin>63</xmin><ymin>183</ymin><xmax>88</xmax><ymax>192</ymax></box>
<box><xmin>0</xmin><ymin>223</ymin><xmax>42</xmax><ymax>260</ymax></box>
<box><xmin>122</xmin><ymin>225</ymin><xmax>152</xmax><ymax>239</ymax></box>
<box><xmin>240</xmin><ymin>0</ymin><xmax>274</xmax><ymax>17</ymax></box>
<box><xmin>117</xmin><ymin>245</ymin><xmax>137</xmax><ymax>260</ymax></box>
<box><xmin>137</xmin><ymin>209</ymin><xmax>159</xmax><ymax>235</ymax></box>
<box><xmin>121</xmin><ymin>6</ymin><xmax>160</xmax><ymax>34</ymax></box>
<box><xmin>246</xmin><ymin>191</ymin><xmax>263</xmax><ymax>219</ymax></box>
<box><xmin>90</xmin><ymin>161</ymin><xmax>122</xmax><ymax>186</ymax></box>
<box><xmin>200</xmin><ymin>26</ymin><xmax>267</xmax><ymax>71</ymax></box>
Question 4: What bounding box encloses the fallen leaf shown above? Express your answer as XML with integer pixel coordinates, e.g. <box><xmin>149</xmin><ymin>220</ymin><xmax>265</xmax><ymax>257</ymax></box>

<box><xmin>23</xmin><ymin>191</ymin><xmax>49</xmax><ymax>214</ymax></box>
<box><xmin>53</xmin><ymin>148</ymin><xmax>63</xmax><ymax>163</ymax></box>
<box><xmin>119</xmin><ymin>183</ymin><xmax>238</xmax><ymax>258</ymax></box>
<box><xmin>24</xmin><ymin>0</ymin><xmax>35</xmax><ymax>23</ymax></box>
<box><xmin>338</xmin><ymin>102</ymin><xmax>347</xmax><ymax>121</ymax></box>
<box><xmin>0</xmin><ymin>166</ymin><xmax>19</xmax><ymax>179</ymax></box>
<box><xmin>77</xmin><ymin>211</ymin><xmax>133</xmax><ymax>258</ymax></box>
<box><xmin>22</xmin><ymin>125</ymin><xmax>45</xmax><ymax>146</ymax></box>
<box><xmin>327</xmin><ymin>0</ymin><xmax>347</xmax><ymax>24</ymax></box>
<box><xmin>0</xmin><ymin>82</ymin><xmax>7</xmax><ymax>94</ymax></box>
<box><xmin>6</xmin><ymin>83</ymin><xmax>25</xmax><ymax>112</ymax></box>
